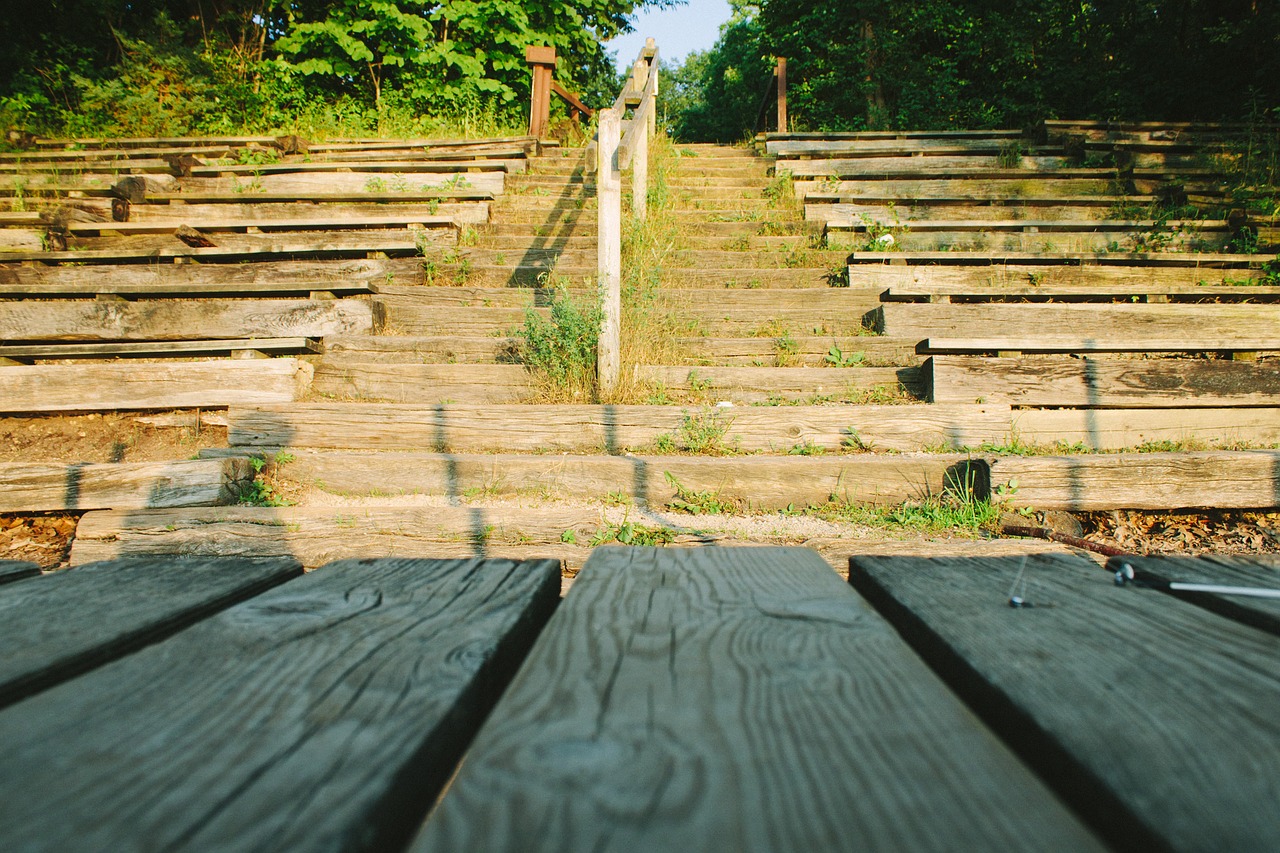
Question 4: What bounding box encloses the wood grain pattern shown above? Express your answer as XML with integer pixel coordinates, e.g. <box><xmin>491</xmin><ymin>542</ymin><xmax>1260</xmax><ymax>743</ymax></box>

<box><xmin>927</xmin><ymin>355</ymin><xmax>1280</xmax><ymax>407</ymax></box>
<box><xmin>990</xmin><ymin>451</ymin><xmax>1280</xmax><ymax>510</ymax></box>
<box><xmin>310</xmin><ymin>362</ymin><xmax>535</xmax><ymax>404</ymax></box>
<box><xmin>0</xmin><ymin>560</ymin><xmax>39</xmax><ymax>585</ymax></box>
<box><xmin>1104</xmin><ymin>555</ymin><xmax>1280</xmax><ymax>636</ymax></box>
<box><xmin>415</xmin><ymin>546</ymin><xmax>1101</xmax><ymax>852</ymax></box>
<box><xmin>1013</xmin><ymin>407</ymin><xmax>1280</xmax><ymax>450</ymax></box>
<box><xmin>227</xmin><ymin>402</ymin><xmax>1013</xmax><ymax>453</ymax></box>
<box><xmin>850</xmin><ymin>552</ymin><xmax>1280</xmax><ymax>851</ymax></box>
<box><xmin>0</xmin><ymin>359</ymin><xmax>313</xmax><ymax>412</ymax></box>
<box><xmin>68</xmin><ymin>505</ymin><xmax>610</xmax><ymax>566</ymax></box>
<box><xmin>0</xmin><ymin>458</ymin><xmax>252</xmax><ymax>512</ymax></box>
<box><xmin>0</xmin><ymin>557</ymin><xmax>559</xmax><ymax>852</ymax></box>
<box><xmin>0</xmin><ymin>338</ymin><xmax>318</xmax><ymax>360</ymax></box>
<box><xmin>0</xmin><ymin>556</ymin><xmax>301</xmax><ymax>707</ymax></box>
<box><xmin>919</xmin><ymin>338</ymin><xmax>1280</xmax><ymax>355</ymax></box>
<box><xmin>0</xmin><ymin>298</ymin><xmax>374</xmax><ymax>341</ymax></box>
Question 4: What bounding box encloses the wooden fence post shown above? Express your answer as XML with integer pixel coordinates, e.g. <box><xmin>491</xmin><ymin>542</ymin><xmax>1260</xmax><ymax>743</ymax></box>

<box><xmin>632</xmin><ymin>110</ymin><xmax>648</xmax><ymax>220</ymax></box>
<box><xmin>597</xmin><ymin>107</ymin><xmax>622</xmax><ymax>397</ymax></box>
<box><xmin>776</xmin><ymin>57</ymin><xmax>788</xmax><ymax>134</ymax></box>
<box><xmin>525</xmin><ymin>46</ymin><xmax>556</xmax><ymax>138</ymax></box>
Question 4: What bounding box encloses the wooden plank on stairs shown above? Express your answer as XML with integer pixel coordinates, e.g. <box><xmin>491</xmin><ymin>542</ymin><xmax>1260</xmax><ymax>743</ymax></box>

<box><xmin>415</xmin><ymin>546</ymin><xmax>1103</xmax><ymax>852</ymax></box>
<box><xmin>875</xmin><ymin>302</ymin><xmax>1280</xmax><ymax>340</ymax></box>
<box><xmin>227</xmin><ymin>402</ymin><xmax>1013</xmax><ymax>454</ymax></box>
<box><xmin>918</xmin><ymin>338</ymin><xmax>1280</xmax><ymax>356</ymax></box>
<box><xmin>927</xmin><ymin>355</ymin><xmax>1280</xmax><ymax>407</ymax></box>
<box><xmin>0</xmin><ymin>458</ymin><xmax>253</xmax><ymax>512</ymax></box>
<box><xmin>848</xmin><ymin>263</ymin><xmax>1272</xmax><ymax>291</ymax></box>
<box><xmin>639</xmin><ymin>365</ymin><xmax>922</xmax><ymax>401</ymax></box>
<box><xmin>849</xmin><ymin>552</ymin><xmax>1280</xmax><ymax>850</ymax></box>
<box><xmin>0</xmin><ymin>298</ymin><xmax>376</xmax><ymax>341</ymax></box>
<box><xmin>0</xmin><ymin>338</ymin><xmax>320</xmax><ymax>361</ymax></box>
<box><xmin>0</xmin><ymin>556</ymin><xmax>301</xmax><ymax>708</ymax></box>
<box><xmin>1011</xmin><ymin>407</ymin><xmax>1280</xmax><ymax>450</ymax></box>
<box><xmin>251</xmin><ymin>450</ymin><xmax>990</xmax><ymax>511</ymax></box>
<box><xmin>70</xmin><ymin>506</ymin><xmax>606</xmax><ymax>566</ymax></box>
<box><xmin>990</xmin><ymin>451</ymin><xmax>1280</xmax><ymax>511</ymax></box>
<box><xmin>0</xmin><ymin>557</ymin><xmax>558</xmax><ymax>852</ymax></box>
<box><xmin>311</xmin><ymin>363</ymin><xmax>535</xmax><ymax>404</ymax></box>
<box><xmin>0</xmin><ymin>359</ymin><xmax>313</xmax><ymax>413</ymax></box>
<box><xmin>849</xmin><ymin>251</ymin><xmax>1275</xmax><ymax>267</ymax></box>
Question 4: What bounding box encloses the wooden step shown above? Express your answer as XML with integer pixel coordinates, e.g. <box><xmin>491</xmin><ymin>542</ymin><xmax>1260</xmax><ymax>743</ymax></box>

<box><xmin>0</xmin><ymin>297</ymin><xmax>377</xmax><ymax>341</ymax></box>
<box><xmin>0</xmin><ymin>359</ymin><xmax>313</xmax><ymax>412</ymax></box>
<box><xmin>852</xmin><ymin>263</ymin><xmax>1272</xmax><ymax>294</ymax></box>
<box><xmin>1012</xmin><ymin>407</ymin><xmax>1280</xmax><ymax>450</ymax></box>
<box><xmin>184</xmin><ymin>170</ymin><xmax>505</xmax><ymax>196</ymax></box>
<box><xmin>795</xmin><ymin>178</ymin><xmax>1118</xmax><ymax>199</ymax></box>
<box><xmin>0</xmin><ymin>337</ymin><xmax>319</xmax><ymax>362</ymax></box>
<box><xmin>873</xmin><ymin>302</ymin><xmax>1280</xmax><ymax>341</ymax></box>
<box><xmin>831</xmin><ymin>228</ymin><xmax>1230</xmax><ymax>253</ymax></box>
<box><xmin>785</xmin><ymin>156</ymin><xmax>1076</xmax><ymax>177</ymax></box>
<box><xmin>681</xmin><ymin>336</ymin><xmax>919</xmax><ymax>366</ymax></box>
<box><xmin>639</xmin><ymin>365</ymin><xmax>921</xmax><ymax>403</ymax></box>
<box><xmin>217</xmin><ymin>449</ymin><xmax>987</xmax><ymax>511</ymax></box>
<box><xmin>311</xmin><ymin>362</ymin><xmax>534</xmax><ymax>403</ymax></box>
<box><xmin>227</xmin><ymin>402</ymin><xmax>1012</xmax><ymax>454</ymax></box>
<box><xmin>848</xmin><ymin>250</ymin><xmax>1276</xmax><ymax>268</ymax></box>
<box><xmin>0</xmin><ymin>458</ymin><xmax>252</xmax><ymax>512</ymax></box>
<box><xmin>116</xmin><ymin>202</ymin><xmax>489</xmax><ymax>226</ymax></box>
<box><xmin>926</xmin><ymin>355</ymin><xmax>1280</xmax><ymax>408</ymax></box>
<box><xmin>323</xmin><ymin>334</ymin><xmax>517</xmax><ymax>363</ymax></box>
<box><xmin>918</xmin><ymin>338</ymin><xmax>1280</xmax><ymax>357</ymax></box>
<box><xmin>991</xmin><ymin>451</ymin><xmax>1280</xmax><ymax>511</ymax></box>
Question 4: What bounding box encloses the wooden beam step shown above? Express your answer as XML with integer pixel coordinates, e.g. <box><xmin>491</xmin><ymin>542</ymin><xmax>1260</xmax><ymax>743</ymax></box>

<box><xmin>796</xmin><ymin>178</ymin><xmax>1117</xmax><ymax>198</ymax></box>
<box><xmin>0</xmin><ymin>338</ymin><xmax>320</xmax><ymax>362</ymax></box>
<box><xmin>229</xmin><ymin>449</ymin><xmax>986</xmax><ymax>511</ymax></box>
<box><xmin>0</xmin><ymin>457</ymin><xmax>253</xmax><ymax>512</ymax></box>
<box><xmin>186</xmin><ymin>159</ymin><xmax>521</xmax><ymax>177</ymax></box>
<box><xmin>0</xmin><ymin>359</ymin><xmax>312</xmax><ymax>413</ymax></box>
<box><xmin>919</xmin><ymin>338</ymin><xmax>1280</xmax><ymax>356</ymax></box>
<box><xmin>849</xmin><ymin>251</ymin><xmax>1276</xmax><ymax>267</ymax></box>
<box><xmin>874</xmin><ymin>302</ymin><xmax>1280</xmax><ymax>340</ymax></box>
<box><xmin>927</xmin><ymin>355</ymin><xmax>1280</xmax><ymax>407</ymax></box>
<box><xmin>0</xmin><ymin>557</ymin><xmax>557</xmax><ymax>851</ymax></box>
<box><xmin>227</xmin><ymin>402</ymin><xmax>1012</xmax><ymax>454</ymax></box>
<box><xmin>311</xmin><ymin>363</ymin><xmax>534</xmax><ymax>404</ymax></box>
<box><xmin>807</xmin><ymin>202</ymin><xmax>1143</xmax><ymax>222</ymax></box>
<box><xmin>67</xmin><ymin>215</ymin><xmax>457</xmax><ymax>237</ymax></box>
<box><xmin>991</xmin><ymin>451</ymin><xmax>1280</xmax><ymax>511</ymax></box>
<box><xmin>323</xmin><ymin>335</ymin><xmax>517</xmax><ymax>363</ymax></box>
<box><xmin>143</xmin><ymin>190</ymin><xmax>494</xmax><ymax>203</ymax></box>
<box><xmin>785</xmin><ymin>157</ymin><xmax>1078</xmax><ymax>177</ymax></box>
<box><xmin>849</xmin><ymin>552</ymin><xmax>1280</xmax><ymax>850</ymax></box>
<box><xmin>850</xmin><ymin>263</ymin><xmax>1272</xmax><ymax>291</ymax></box>
<box><xmin>639</xmin><ymin>365</ymin><xmax>921</xmax><ymax>403</ymax></box>
<box><xmin>120</xmin><ymin>202</ymin><xmax>489</xmax><ymax>226</ymax></box>
<box><xmin>827</xmin><ymin>218</ymin><xmax>1231</xmax><ymax>233</ymax></box>
<box><xmin>185</xmin><ymin>170</ymin><xmax>504</xmax><ymax>196</ymax></box>
<box><xmin>0</xmin><ymin>257</ymin><xmax>395</xmax><ymax>298</ymax></box>
<box><xmin>833</xmin><ymin>230</ymin><xmax>1230</xmax><ymax>253</ymax></box>
<box><xmin>882</xmin><ymin>283</ymin><xmax>1280</xmax><ymax>302</ymax></box>
<box><xmin>0</xmin><ymin>297</ymin><xmax>376</xmax><ymax>341</ymax></box>
<box><xmin>71</xmin><ymin>505</ymin><xmax>610</xmax><ymax>567</ymax></box>
<box><xmin>682</xmin><ymin>336</ymin><xmax>920</xmax><ymax>366</ymax></box>
<box><xmin>1011</xmin><ymin>407</ymin><xmax>1280</xmax><ymax>450</ymax></box>
<box><xmin>0</xmin><ymin>556</ymin><xmax>302</xmax><ymax>708</ymax></box>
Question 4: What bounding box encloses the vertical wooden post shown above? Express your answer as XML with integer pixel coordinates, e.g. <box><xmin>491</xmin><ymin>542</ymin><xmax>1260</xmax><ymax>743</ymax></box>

<box><xmin>776</xmin><ymin>57</ymin><xmax>788</xmax><ymax>134</ymax></box>
<box><xmin>597</xmin><ymin>107</ymin><xmax>622</xmax><ymax>397</ymax></box>
<box><xmin>525</xmin><ymin>46</ymin><xmax>556</xmax><ymax>138</ymax></box>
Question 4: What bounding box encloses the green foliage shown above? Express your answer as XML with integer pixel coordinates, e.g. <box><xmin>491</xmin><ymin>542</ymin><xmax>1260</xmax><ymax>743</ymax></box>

<box><xmin>824</xmin><ymin>344</ymin><xmax>865</xmax><ymax>367</ymax></box>
<box><xmin>590</xmin><ymin>518</ymin><xmax>678</xmax><ymax>546</ymax></box>
<box><xmin>664</xmin><ymin>472</ymin><xmax>744</xmax><ymax>515</ymax></box>
<box><xmin>517</xmin><ymin>287</ymin><xmax>601</xmax><ymax>400</ymax></box>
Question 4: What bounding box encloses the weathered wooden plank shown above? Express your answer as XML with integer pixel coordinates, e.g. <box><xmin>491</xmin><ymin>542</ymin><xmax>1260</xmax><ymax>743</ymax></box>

<box><xmin>227</xmin><ymin>402</ymin><xmax>1013</xmax><ymax>454</ymax></box>
<box><xmin>187</xmin><ymin>158</ymin><xmax>522</xmax><ymax>177</ymax></box>
<box><xmin>768</xmin><ymin>137</ymin><xmax>1027</xmax><ymax>155</ymax></box>
<box><xmin>254</xmin><ymin>449</ymin><xmax>989</xmax><ymax>510</ymax></box>
<box><xmin>311</xmin><ymin>362</ymin><xmax>534</xmax><ymax>404</ymax></box>
<box><xmin>785</xmin><ymin>156</ymin><xmax>1073</xmax><ymax>177</ymax></box>
<box><xmin>145</xmin><ymin>191</ymin><xmax>494</xmax><ymax>203</ymax></box>
<box><xmin>919</xmin><ymin>338</ymin><xmax>1280</xmax><ymax>355</ymax></box>
<box><xmin>321</xmin><ymin>334</ymin><xmax>517</xmax><ymax>363</ymax></box>
<box><xmin>681</xmin><ymin>335</ymin><xmax>920</xmax><ymax>366</ymax></box>
<box><xmin>837</xmin><ymin>229</ymin><xmax>1229</xmax><ymax>253</ymax></box>
<box><xmin>415</xmin><ymin>546</ymin><xmax>1102</xmax><ymax>852</ymax></box>
<box><xmin>990</xmin><ymin>451</ymin><xmax>1280</xmax><ymax>511</ymax></box>
<box><xmin>849</xmin><ymin>263</ymin><xmax>1271</xmax><ymax>291</ymax></box>
<box><xmin>0</xmin><ymin>359</ymin><xmax>313</xmax><ymax>413</ymax></box>
<box><xmin>0</xmin><ymin>557</ymin><xmax>559</xmax><ymax>852</ymax></box>
<box><xmin>875</xmin><ymin>302</ymin><xmax>1280</xmax><ymax>340</ymax></box>
<box><xmin>1013</xmin><ymin>407</ymin><xmax>1280</xmax><ymax>450</ymax></box>
<box><xmin>0</xmin><ymin>556</ymin><xmax>301</xmax><ymax>708</ymax></box>
<box><xmin>796</xmin><ymin>177</ymin><xmax>1117</xmax><ymax>198</ymax></box>
<box><xmin>0</xmin><ymin>458</ymin><xmax>253</xmax><ymax>512</ymax></box>
<box><xmin>67</xmin><ymin>213</ymin><xmax>456</xmax><ymax>236</ymax></box>
<box><xmin>638</xmin><ymin>364</ymin><xmax>922</xmax><ymax>401</ymax></box>
<box><xmin>849</xmin><ymin>552</ymin><xmax>1280</xmax><ymax>850</ymax></box>
<box><xmin>764</xmin><ymin>130</ymin><xmax>1022</xmax><ymax>141</ymax></box>
<box><xmin>927</xmin><ymin>355</ymin><xmax>1280</xmax><ymax>407</ymax></box>
<box><xmin>185</xmin><ymin>170</ymin><xmax>504</xmax><ymax>195</ymax></box>
<box><xmin>0</xmin><ymin>338</ymin><xmax>319</xmax><ymax>361</ymax></box>
<box><xmin>0</xmin><ymin>561</ymin><xmax>40</xmax><ymax>585</ymax></box>
<box><xmin>124</xmin><ymin>201</ymin><xmax>489</xmax><ymax>225</ymax></box>
<box><xmin>808</xmin><ymin>201</ymin><xmax>1142</xmax><ymax>222</ymax></box>
<box><xmin>0</xmin><ymin>257</ymin><xmax>400</xmax><ymax>297</ymax></box>
<box><xmin>882</xmin><ymin>282</ymin><xmax>1280</xmax><ymax>302</ymax></box>
<box><xmin>1104</xmin><ymin>555</ymin><xmax>1280</xmax><ymax>636</ymax></box>
<box><xmin>849</xmin><ymin>250</ymin><xmax>1275</xmax><ymax>267</ymax></box>
<box><xmin>0</xmin><ymin>298</ymin><xmax>375</xmax><ymax>341</ymax></box>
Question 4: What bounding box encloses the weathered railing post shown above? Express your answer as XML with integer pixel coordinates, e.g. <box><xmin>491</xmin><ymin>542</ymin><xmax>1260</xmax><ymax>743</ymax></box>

<box><xmin>776</xmin><ymin>56</ymin><xmax>788</xmax><ymax>133</ymax></box>
<box><xmin>596</xmin><ymin>107</ymin><xmax>622</xmax><ymax>396</ymax></box>
<box><xmin>630</xmin><ymin>59</ymin><xmax>650</xmax><ymax>220</ymax></box>
<box><xmin>525</xmin><ymin>46</ymin><xmax>556</xmax><ymax>138</ymax></box>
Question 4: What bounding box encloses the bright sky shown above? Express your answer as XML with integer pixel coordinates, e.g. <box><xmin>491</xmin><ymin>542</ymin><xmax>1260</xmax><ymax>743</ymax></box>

<box><xmin>605</xmin><ymin>0</ymin><xmax>734</xmax><ymax>71</ymax></box>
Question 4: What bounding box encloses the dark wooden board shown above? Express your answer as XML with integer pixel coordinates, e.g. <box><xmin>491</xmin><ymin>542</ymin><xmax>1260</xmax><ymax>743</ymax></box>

<box><xmin>415</xmin><ymin>546</ymin><xmax>1102</xmax><ymax>852</ymax></box>
<box><xmin>0</xmin><ymin>557</ymin><xmax>560</xmax><ymax>853</ymax></box>
<box><xmin>0</xmin><ymin>337</ymin><xmax>320</xmax><ymax>361</ymax></box>
<box><xmin>0</xmin><ymin>556</ymin><xmax>301</xmax><ymax>707</ymax></box>
<box><xmin>1105</xmin><ymin>555</ymin><xmax>1280</xmax><ymax>636</ymax></box>
<box><xmin>850</xmin><ymin>552</ymin><xmax>1280</xmax><ymax>851</ymax></box>
<box><xmin>0</xmin><ymin>560</ymin><xmax>40</xmax><ymax>585</ymax></box>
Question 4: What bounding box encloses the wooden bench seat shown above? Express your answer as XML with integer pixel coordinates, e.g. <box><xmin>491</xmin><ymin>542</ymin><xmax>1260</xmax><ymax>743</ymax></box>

<box><xmin>850</xmin><ymin>552</ymin><xmax>1280</xmax><ymax>849</ymax></box>
<box><xmin>0</xmin><ymin>556</ymin><xmax>559</xmax><ymax>851</ymax></box>
<box><xmin>0</xmin><ymin>337</ymin><xmax>321</xmax><ymax>362</ymax></box>
<box><xmin>416</xmin><ymin>546</ymin><xmax>1103</xmax><ymax>850</ymax></box>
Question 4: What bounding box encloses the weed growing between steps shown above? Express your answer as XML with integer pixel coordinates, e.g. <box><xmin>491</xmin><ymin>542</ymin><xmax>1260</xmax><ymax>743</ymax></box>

<box><xmin>238</xmin><ymin>451</ymin><xmax>296</xmax><ymax>507</ymax></box>
<box><xmin>517</xmin><ymin>288</ymin><xmax>600</xmax><ymax>402</ymax></box>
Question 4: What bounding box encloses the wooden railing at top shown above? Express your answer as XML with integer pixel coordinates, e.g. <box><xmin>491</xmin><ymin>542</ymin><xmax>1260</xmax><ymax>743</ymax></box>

<box><xmin>588</xmin><ymin>39</ymin><xmax>659</xmax><ymax>396</ymax></box>
<box><xmin>753</xmin><ymin>57</ymin><xmax>788</xmax><ymax>135</ymax></box>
